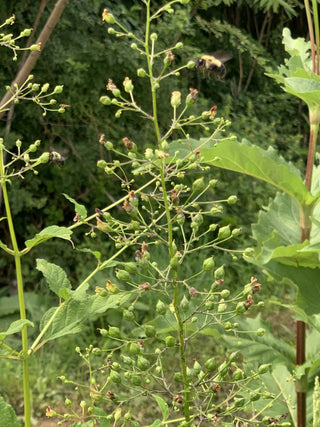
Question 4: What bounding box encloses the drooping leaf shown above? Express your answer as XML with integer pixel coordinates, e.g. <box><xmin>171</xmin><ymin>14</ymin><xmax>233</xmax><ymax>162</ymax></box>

<box><xmin>0</xmin><ymin>319</ymin><xmax>34</xmax><ymax>340</ymax></box>
<box><xmin>63</xmin><ymin>193</ymin><xmax>87</xmax><ymax>219</ymax></box>
<box><xmin>152</xmin><ymin>394</ymin><xmax>169</xmax><ymax>420</ymax></box>
<box><xmin>0</xmin><ymin>396</ymin><xmax>21</xmax><ymax>427</ymax></box>
<box><xmin>200</xmin><ymin>139</ymin><xmax>315</xmax><ymax>208</ymax></box>
<box><xmin>36</xmin><ymin>259</ymin><xmax>71</xmax><ymax>300</ymax></box>
<box><xmin>25</xmin><ymin>225</ymin><xmax>72</xmax><ymax>248</ymax></box>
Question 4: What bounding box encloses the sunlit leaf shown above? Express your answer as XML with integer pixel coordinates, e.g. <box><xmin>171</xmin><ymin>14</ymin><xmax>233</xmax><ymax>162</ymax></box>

<box><xmin>25</xmin><ymin>225</ymin><xmax>72</xmax><ymax>248</ymax></box>
<box><xmin>200</xmin><ymin>139</ymin><xmax>315</xmax><ymax>207</ymax></box>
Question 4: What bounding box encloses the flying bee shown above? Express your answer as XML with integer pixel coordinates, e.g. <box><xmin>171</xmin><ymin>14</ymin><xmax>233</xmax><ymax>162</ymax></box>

<box><xmin>49</xmin><ymin>151</ymin><xmax>65</xmax><ymax>167</ymax></box>
<box><xmin>195</xmin><ymin>51</ymin><xmax>233</xmax><ymax>80</ymax></box>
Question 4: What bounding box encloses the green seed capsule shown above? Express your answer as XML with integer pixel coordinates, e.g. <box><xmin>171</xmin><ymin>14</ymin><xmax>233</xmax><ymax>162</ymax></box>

<box><xmin>156</xmin><ymin>300</ymin><xmax>167</xmax><ymax>315</ymax></box>
<box><xmin>205</xmin><ymin>357</ymin><xmax>217</xmax><ymax>372</ymax></box>
<box><xmin>203</xmin><ymin>257</ymin><xmax>215</xmax><ymax>271</ymax></box>
<box><xmin>144</xmin><ymin>325</ymin><xmax>156</xmax><ymax>337</ymax></box>
<box><xmin>174</xmin><ymin>372</ymin><xmax>183</xmax><ymax>382</ymax></box>
<box><xmin>180</xmin><ymin>295</ymin><xmax>189</xmax><ymax>313</ymax></box>
<box><xmin>258</xmin><ymin>364</ymin><xmax>270</xmax><ymax>374</ymax></box>
<box><xmin>218</xmin><ymin>225</ymin><xmax>231</xmax><ymax>240</ymax></box>
<box><xmin>256</xmin><ymin>328</ymin><xmax>266</xmax><ymax>337</ymax></box>
<box><xmin>214</xmin><ymin>265</ymin><xmax>225</xmax><ymax>280</ymax></box>
<box><xmin>227</xmin><ymin>195</ymin><xmax>238</xmax><ymax>205</ymax></box>
<box><xmin>192</xmin><ymin>177</ymin><xmax>205</xmax><ymax>192</ymax></box>
<box><xmin>170</xmin><ymin>254</ymin><xmax>180</xmax><ymax>270</ymax></box>
<box><xmin>124</xmin><ymin>262</ymin><xmax>138</xmax><ymax>274</ymax></box>
<box><xmin>116</xmin><ymin>269</ymin><xmax>131</xmax><ymax>282</ymax></box>
<box><xmin>232</xmin><ymin>369</ymin><xmax>244</xmax><ymax>380</ymax></box>
<box><xmin>250</xmin><ymin>392</ymin><xmax>260</xmax><ymax>401</ymax></box>
<box><xmin>233</xmin><ymin>397</ymin><xmax>245</xmax><ymax>407</ymax></box>
<box><xmin>217</xmin><ymin>302</ymin><xmax>227</xmax><ymax>313</ymax></box>
<box><xmin>224</xmin><ymin>322</ymin><xmax>232</xmax><ymax>331</ymax></box>
<box><xmin>108</xmin><ymin>326</ymin><xmax>121</xmax><ymax>338</ymax></box>
<box><xmin>129</xmin><ymin>343</ymin><xmax>141</xmax><ymax>355</ymax></box>
<box><xmin>130</xmin><ymin>374</ymin><xmax>142</xmax><ymax>386</ymax></box>
<box><xmin>109</xmin><ymin>370</ymin><xmax>121</xmax><ymax>384</ymax></box>
<box><xmin>137</xmin><ymin>355</ymin><xmax>150</xmax><ymax>371</ymax></box>
<box><xmin>220</xmin><ymin>289</ymin><xmax>230</xmax><ymax>299</ymax></box>
<box><xmin>193</xmin><ymin>361</ymin><xmax>201</xmax><ymax>375</ymax></box>
<box><xmin>236</xmin><ymin>302</ymin><xmax>246</xmax><ymax>315</ymax></box>
<box><xmin>165</xmin><ymin>335</ymin><xmax>175</xmax><ymax>347</ymax></box>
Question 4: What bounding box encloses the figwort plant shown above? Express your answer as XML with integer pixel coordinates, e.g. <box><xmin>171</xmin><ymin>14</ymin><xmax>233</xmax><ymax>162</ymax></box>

<box><xmin>0</xmin><ymin>3</ymin><xmax>295</xmax><ymax>427</ymax></box>
<box><xmin>45</xmin><ymin>2</ymin><xmax>290</xmax><ymax>426</ymax></box>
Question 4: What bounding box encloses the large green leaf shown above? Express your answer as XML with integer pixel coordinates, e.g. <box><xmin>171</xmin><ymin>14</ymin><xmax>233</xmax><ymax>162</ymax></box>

<box><xmin>0</xmin><ymin>397</ymin><xmax>21</xmax><ymax>427</ymax></box>
<box><xmin>36</xmin><ymin>259</ymin><xmax>71</xmax><ymax>300</ymax></box>
<box><xmin>200</xmin><ymin>139</ymin><xmax>315</xmax><ymax>208</ymax></box>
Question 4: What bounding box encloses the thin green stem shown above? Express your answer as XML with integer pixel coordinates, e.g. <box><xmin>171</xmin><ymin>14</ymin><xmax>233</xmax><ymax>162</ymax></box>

<box><xmin>0</xmin><ymin>145</ymin><xmax>31</xmax><ymax>427</ymax></box>
<box><xmin>311</xmin><ymin>0</ymin><xmax>320</xmax><ymax>74</ymax></box>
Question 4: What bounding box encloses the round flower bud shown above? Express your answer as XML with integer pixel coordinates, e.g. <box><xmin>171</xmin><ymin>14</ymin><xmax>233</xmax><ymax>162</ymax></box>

<box><xmin>156</xmin><ymin>300</ymin><xmax>167</xmax><ymax>315</ymax></box>
<box><xmin>192</xmin><ymin>177</ymin><xmax>205</xmax><ymax>192</ymax></box>
<box><xmin>100</xmin><ymin>96</ymin><xmax>112</xmax><ymax>105</ymax></box>
<box><xmin>137</xmin><ymin>68</ymin><xmax>147</xmax><ymax>77</ymax></box>
<box><xmin>150</xmin><ymin>33</ymin><xmax>158</xmax><ymax>41</ymax></box>
<box><xmin>123</xmin><ymin>77</ymin><xmax>134</xmax><ymax>93</ymax></box>
<box><xmin>258</xmin><ymin>364</ymin><xmax>270</xmax><ymax>374</ymax></box>
<box><xmin>165</xmin><ymin>335</ymin><xmax>175</xmax><ymax>347</ymax></box>
<box><xmin>102</xmin><ymin>9</ymin><xmax>116</xmax><ymax>24</ymax></box>
<box><xmin>205</xmin><ymin>357</ymin><xmax>217</xmax><ymax>372</ymax></box>
<box><xmin>227</xmin><ymin>195</ymin><xmax>238</xmax><ymax>204</ymax></box>
<box><xmin>39</xmin><ymin>152</ymin><xmax>50</xmax><ymax>163</ymax></box>
<box><xmin>214</xmin><ymin>265</ymin><xmax>225</xmax><ymax>280</ymax></box>
<box><xmin>137</xmin><ymin>355</ymin><xmax>150</xmax><ymax>371</ymax></box>
<box><xmin>203</xmin><ymin>257</ymin><xmax>215</xmax><ymax>271</ymax></box>
<box><xmin>220</xmin><ymin>289</ymin><xmax>230</xmax><ymax>299</ymax></box>
<box><xmin>171</xmin><ymin>91</ymin><xmax>181</xmax><ymax>108</ymax></box>
<box><xmin>218</xmin><ymin>225</ymin><xmax>231</xmax><ymax>240</ymax></box>
<box><xmin>53</xmin><ymin>85</ymin><xmax>63</xmax><ymax>94</ymax></box>
<box><xmin>129</xmin><ymin>342</ymin><xmax>141</xmax><ymax>355</ymax></box>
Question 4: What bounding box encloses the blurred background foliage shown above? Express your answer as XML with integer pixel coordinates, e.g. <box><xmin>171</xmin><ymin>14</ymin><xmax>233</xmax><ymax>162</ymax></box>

<box><xmin>0</xmin><ymin>0</ymin><xmax>311</xmax><ymax>418</ymax></box>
